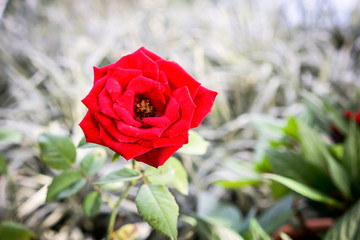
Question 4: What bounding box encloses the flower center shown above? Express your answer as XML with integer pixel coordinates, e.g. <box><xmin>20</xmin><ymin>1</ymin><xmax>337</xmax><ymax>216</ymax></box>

<box><xmin>134</xmin><ymin>97</ymin><xmax>157</xmax><ymax>120</ymax></box>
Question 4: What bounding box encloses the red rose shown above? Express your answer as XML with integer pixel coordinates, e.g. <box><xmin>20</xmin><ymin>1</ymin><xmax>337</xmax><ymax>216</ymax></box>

<box><xmin>79</xmin><ymin>47</ymin><xmax>217</xmax><ymax>167</ymax></box>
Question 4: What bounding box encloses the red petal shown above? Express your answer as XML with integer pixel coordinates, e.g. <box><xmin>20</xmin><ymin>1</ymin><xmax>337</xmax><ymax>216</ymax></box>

<box><xmin>96</xmin><ymin>111</ymin><xmax>138</xmax><ymax>143</ymax></box>
<box><xmin>156</xmin><ymin>60</ymin><xmax>201</xmax><ymax>99</ymax></box>
<box><xmin>115</xmin><ymin>49</ymin><xmax>159</xmax><ymax>80</ymax></box>
<box><xmin>139</xmin><ymin>47</ymin><xmax>163</xmax><ymax>61</ymax></box>
<box><xmin>98</xmin><ymin>88</ymin><xmax>119</xmax><ymax>120</ymax></box>
<box><xmin>105</xmin><ymin>76</ymin><xmax>122</xmax><ymax>102</ymax></box>
<box><xmin>159</xmin><ymin>71</ymin><xmax>171</xmax><ymax>100</ymax></box>
<box><xmin>116</xmin><ymin>120</ymin><xmax>164</xmax><ymax>140</ymax></box>
<box><xmin>190</xmin><ymin>86</ymin><xmax>217</xmax><ymax>128</ymax></box>
<box><xmin>113</xmin><ymin>90</ymin><xmax>142</xmax><ymax>127</ymax></box>
<box><xmin>142</xmin><ymin>96</ymin><xmax>180</xmax><ymax>128</ymax></box>
<box><xmin>82</xmin><ymin>76</ymin><xmax>107</xmax><ymax>112</ymax></box>
<box><xmin>137</xmin><ymin>133</ymin><xmax>188</xmax><ymax>148</ymax></box>
<box><xmin>79</xmin><ymin>111</ymin><xmax>103</xmax><ymax>145</ymax></box>
<box><xmin>109</xmin><ymin>67</ymin><xmax>142</xmax><ymax>91</ymax></box>
<box><xmin>126</xmin><ymin>76</ymin><xmax>166</xmax><ymax>112</ymax></box>
<box><xmin>99</xmin><ymin>128</ymin><xmax>152</xmax><ymax>160</ymax></box>
<box><xmin>93</xmin><ymin>66</ymin><xmax>109</xmax><ymax>82</ymax></box>
<box><xmin>163</xmin><ymin>87</ymin><xmax>196</xmax><ymax>137</ymax></box>
<box><xmin>134</xmin><ymin>145</ymin><xmax>183</xmax><ymax>168</ymax></box>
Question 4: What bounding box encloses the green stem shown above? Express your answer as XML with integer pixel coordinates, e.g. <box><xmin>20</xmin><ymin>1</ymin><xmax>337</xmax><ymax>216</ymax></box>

<box><xmin>106</xmin><ymin>180</ymin><xmax>134</xmax><ymax>240</ymax></box>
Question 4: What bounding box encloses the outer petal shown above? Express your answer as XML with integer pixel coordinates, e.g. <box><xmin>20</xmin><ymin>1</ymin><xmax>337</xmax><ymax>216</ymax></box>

<box><xmin>134</xmin><ymin>145</ymin><xmax>183</xmax><ymax>167</ymax></box>
<box><xmin>115</xmin><ymin>49</ymin><xmax>159</xmax><ymax>80</ymax></box>
<box><xmin>162</xmin><ymin>87</ymin><xmax>196</xmax><ymax>137</ymax></box>
<box><xmin>190</xmin><ymin>86</ymin><xmax>218</xmax><ymax>128</ymax></box>
<box><xmin>79</xmin><ymin>111</ymin><xmax>103</xmax><ymax>145</ymax></box>
<box><xmin>99</xmin><ymin>128</ymin><xmax>152</xmax><ymax>160</ymax></box>
<box><xmin>156</xmin><ymin>60</ymin><xmax>201</xmax><ymax>99</ymax></box>
<box><xmin>93</xmin><ymin>65</ymin><xmax>109</xmax><ymax>82</ymax></box>
<box><xmin>137</xmin><ymin>133</ymin><xmax>188</xmax><ymax>148</ymax></box>
<box><xmin>82</xmin><ymin>76</ymin><xmax>107</xmax><ymax>112</ymax></box>
<box><xmin>139</xmin><ymin>47</ymin><xmax>163</xmax><ymax>61</ymax></box>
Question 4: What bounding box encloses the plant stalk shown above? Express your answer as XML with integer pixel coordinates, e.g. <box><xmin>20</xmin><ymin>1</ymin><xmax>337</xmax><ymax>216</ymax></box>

<box><xmin>106</xmin><ymin>181</ymin><xmax>134</xmax><ymax>240</ymax></box>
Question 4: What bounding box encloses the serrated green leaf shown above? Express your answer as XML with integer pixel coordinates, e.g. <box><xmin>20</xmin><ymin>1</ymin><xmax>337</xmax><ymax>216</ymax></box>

<box><xmin>46</xmin><ymin>170</ymin><xmax>84</xmax><ymax>201</ymax></box>
<box><xmin>77</xmin><ymin>136</ymin><xmax>99</xmax><ymax>148</ymax></box>
<box><xmin>177</xmin><ymin>130</ymin><xmax>210</xmax><ymax>155</ymax></box>
<box><xmin>136</xmin><ymin>184</ymin><xmax>179</xmax><ymax>240</ymax></box>
<box><xmin>0</xmin><ymin>127</ymin><xmax>23</xmax><ymax>145</ymax></box>
<box><xmin>324</xmin><ymin>200</ymin><xmax>360</xmax><ymax>240</ymax></box>
<box><xmin>145</xmin><ymin>157</ymin><xmax>188</xmax><ymax>195</ymax></box>
<box><xmin>80</xmin><ymin>149</ymin><xmax>107</xmax><ymax>175</ymax></box>
<box><xmin>39</xmin><ymin>133</ymin><xmax>76</xmax><ymax>170</ymax></box>
<box><xmin>263</xmin><ymin>173</ymin><xmax>343</xmax><ymax>208</ymax></box>
<box><xmin>0</xmin><ymin>154</ymin><xmax>7</xmax><ymax>175</ymax></box>
<box><xmin>83</xmin><ymin>191</ymin><xmax>102</xmax><ymax>216</ymax></box>
<box><xmin>95</xmin><ymin>168</ymin><xmax>141</xmax><ymax>184</ymax></box>
<box><xmin>0</xmin><ymin>221</ymin><xmax>35</xmax><ymax>240</ymax></box>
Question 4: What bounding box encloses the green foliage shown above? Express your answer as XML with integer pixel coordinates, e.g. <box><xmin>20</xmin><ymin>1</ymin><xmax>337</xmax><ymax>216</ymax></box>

<box><xmin>83</xmin><ymin>191</ymin><xmax>102</xmax><ymax>216</ymax></box>
<box><xmin>46</xmin><ymin>170</ymin><xmax>85</xmax><ymax>201</ymax></box>
<box><xmin>77</xmin><ymin>136</ymin><xmax>99</xmax><ymax>148</ymax></box>
<box><xmin>247</xmin><ymin>219</ymin><xmax>271</xmax><ymax>240</ymax></box>
<box><xmin>145</xmin><ymin>157</ymin><xmax>189</xmax><ymax>195</ymax></box>
<box><xmin>95</xmin><ymin>168</ymin><xmax>141</xmax><ymax>184</ymax></box>
<box><xmin>324</xmin><ymin>200</ymin><xmax>360</xmax><ymax>240</ymax></box>
<box><xmin>0</xmin><ymin>127</ymin><xmax>23</xmax><ymax>145</ymax></box>
<box><xmin>197</xmin><ymin>192</ymin><xmax>243</xmax><ymax>232</ymax></box>
<box><xmin>264</xmin><ymin>174</ymin><xmax>343</xmax><ymax>208</ymax></box>
<box><xmin>39</xmin><ymin>133</ymin><xmax>76</xmax><ymax>170</ymax></box>
<box><xmin>136</xmin><ymin>184</ymin><xmax>179</xmax><ymax>240</ymax></box>
<box><xmin>80</xmin><ymin>149</ymin><xmax>107</xmax><ymax>175</ymax></box>
<box><xmin>0</xmin><ymin>154</ymin><xmax>7</xmax><ymax>175</ymax></box>
<box><xmin>0</xmin><ymin>221</ymin><xmax>35</xmax><ymax>240</ymax></box>
<box><xmin>177</xmin><ymin>130</ymin><xmax>210</xmax><ymax>156</ymax></box>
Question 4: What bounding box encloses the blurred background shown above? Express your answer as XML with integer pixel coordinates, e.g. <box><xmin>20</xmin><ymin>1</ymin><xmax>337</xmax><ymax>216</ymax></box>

<box><xmin>0</xmin><ymin>0</ymin><xmax>360</xmax><ymax>239</ymax></box>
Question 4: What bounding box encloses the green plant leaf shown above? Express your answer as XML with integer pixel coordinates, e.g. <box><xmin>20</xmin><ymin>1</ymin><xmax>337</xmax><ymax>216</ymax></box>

<box><xmin>248</xmin><ymin>219</ymin><xmax>271</xmax><ymax>240</ymax></box>
<box><xmin>258</xmin><ymin>195</ymin><xmax>294</xmax><ymax>234</ymax></box>
<box><xmin>80</xmin><ymin>149</ymin><xmax>107</xmax><ymax>175</ymax></box>
<box><xmin>343</xmin><ymin>121</ymin><xmax>360</xmax><ymax>186</ymax></box>
<box><xmin>263</xmin><ymin>173</ymin><xmax>343</xmax><ymax>208</ymax></box>
<box><xmin>197</xmin><ymin>192</ymin><xmax>243</xmax><ymax>232</ymax></box>
<box><xmin>136</xmin><ymin>184</ymin><xmax>179</xmax><ymax>240</ymax></box>
<box><xmin>324</xmin><ymin>200</ymin><xmax>360</xmax><ymax>240</ymax></box>
<box><xmin>95</xmin><ymin>168</ymin><xmax>141</xmax><ymax>184</ymax></box>
<box><xmin>0</xmin><ymin>154</ymin><xmax>7</xmax><ymax>175</ymax></box>
<box><xmin>177</xmin><ymin>130</ymin><xmax>210</xmax><ymax>155</ymax></box>
<box><xmin>297</xmin><ymin>121</ymin><xmax>351</xmax><ymax>198</ymax></box>
<box><xmin>0</xmin><ymin>127</ymin><xmax>23</xmax><ymax>145</ymax></box>
<box><xmin>213</xmin><ymin>160</ymin><xmax>262</xmax><ymax>189</ymax></box>
<box><xmin>39</xmin><ymin>133</ymin><xmax>76</xmax><ymax>170</ymax></box>
<box><xmin>83</xmin><ymin>191</ymin><xmax>102</xmax><ymax>216</ymax></box>
<box><xmin>0</xmin><ymin>221</ymin><xmax>35</xmax><ymax>240</ymax></box>
<box><xmin>145</xmin><ymin>157</ymin><xmax>189</xmax><ymax>195</ymax></box>
<box><xmin>112</xmin><ymin>152</ymin><xmax>120</xmax><ymax>162</ymax></box>
<box><xmin>46</xmin><ymin>170</ymin><xmax>85</xmax><ymax>201</ymax></box>
<box><xmin>77</xmin><ymin>136</ymin><xmax>99</xmax><ymax>148</ymax></box>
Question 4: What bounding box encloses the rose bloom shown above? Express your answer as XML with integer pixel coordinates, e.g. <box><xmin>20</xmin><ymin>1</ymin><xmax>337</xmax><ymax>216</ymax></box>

<box><xmin>80</xmin><ymin>47</ymin><xmax>217</xmax><ymax>167</ymax></box>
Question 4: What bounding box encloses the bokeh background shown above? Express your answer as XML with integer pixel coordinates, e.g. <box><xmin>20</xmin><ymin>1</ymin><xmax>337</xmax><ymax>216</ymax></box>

<box><xmin>0</xmin><ymin>0</ymin><xmax>360</xmax><ymax>239</ymax></box>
